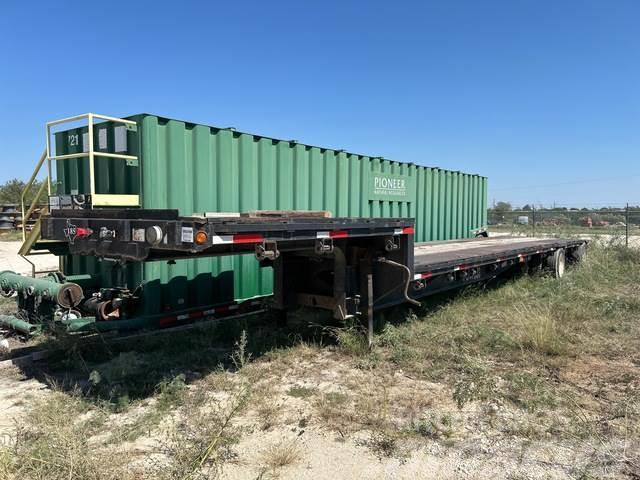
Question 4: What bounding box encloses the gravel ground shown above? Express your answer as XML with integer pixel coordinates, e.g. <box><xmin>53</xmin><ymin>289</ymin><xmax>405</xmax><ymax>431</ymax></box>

<box><xmin>490</xmin><ymin>231</ymin><xmax>640</xmax><ymax>247</ymax></box>
<box><xmin>0</xmin><ymin>241</ymin><xmax>58</xmax><ymax>275</ymax></box>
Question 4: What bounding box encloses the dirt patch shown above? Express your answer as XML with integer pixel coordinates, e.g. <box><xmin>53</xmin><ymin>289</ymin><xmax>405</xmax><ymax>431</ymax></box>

<box><xmin>220</xmin><ymin>427</ymin><xmax>564</xmax><ymax>480</ymax></box>
<box><xmin>1</xmin><ymin>245</ymin><xmax>639</xmax><ymax>479</ymax></box>
<box><xmin>1</xmin><ymin>346</ymin><xmax>638</xmax><ymax>479</ymax></box>
<box><xmin>0</xmin><ymin>367</ymin><xmax>48</xmax><ymax>437</ymax></box>
<box><xmin>217</xmin><ymin>352</ymin><xmax>615</xmax><ymax>480</ymax></box>
<box><xmin>0</xmin><ymin>241</ymin><xmax>58</xmax><ymax>275</ymax></box>
<box><xmin>561</xmin><ymin>356</ymin><xmax>640</xmax><ymax>407</ymax></box>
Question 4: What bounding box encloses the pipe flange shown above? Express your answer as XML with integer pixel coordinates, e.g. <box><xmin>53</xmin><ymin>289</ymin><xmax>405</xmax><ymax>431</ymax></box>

<box><xmin>0</xmin><ymin>288</ymin><xmax>15</xmax><ymax>298</ymax></box>
<box><xmin>56</xmin><ymin>283</ymin><xmax>84</xmax><ymax>308</ymax></box>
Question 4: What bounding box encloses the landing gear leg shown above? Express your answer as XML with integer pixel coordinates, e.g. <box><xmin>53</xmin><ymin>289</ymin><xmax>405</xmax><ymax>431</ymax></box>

<box><xmin>367</xmin><ymin>273</ymin><xmax>374</xmax><ymax>349</ymax></box>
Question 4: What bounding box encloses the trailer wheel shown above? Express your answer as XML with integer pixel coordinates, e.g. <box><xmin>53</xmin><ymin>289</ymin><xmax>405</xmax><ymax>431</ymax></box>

<box><xmin>570</xmin><ymin>243</ymin><xmax>587</xmax><ymax>263</ymax></box>
<box><xmin>546</xmin><ymin>248</ymin><xmax>566</xmax><ymax>279</ymax></box>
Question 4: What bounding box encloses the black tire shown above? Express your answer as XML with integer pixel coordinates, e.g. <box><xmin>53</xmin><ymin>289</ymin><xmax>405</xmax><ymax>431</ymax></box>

<box><xmin>546</xmin><ymin>248</ymin><xmax>566</xmax><ymax>279</ymax></box>
<box><xmin>570</xmin><ymin>243</ymin><xmax>587</xmax><ymax>263</ymax></box>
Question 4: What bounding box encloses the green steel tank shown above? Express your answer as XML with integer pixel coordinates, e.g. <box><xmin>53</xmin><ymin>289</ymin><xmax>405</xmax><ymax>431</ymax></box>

<box><xmin>52</xmin><ymin>114</ymin><xmax>488</xmax><ymax>316</ymax></box>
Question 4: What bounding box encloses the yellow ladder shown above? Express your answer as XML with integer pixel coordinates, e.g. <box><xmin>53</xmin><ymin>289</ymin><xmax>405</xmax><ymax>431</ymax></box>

<box><xmin>18</xmin><ymin>149</ymin><xmax>58</xmax><ymax>277</ymax></box>
<box><xmin>18</xmin><ymin>113</ymin><xmax>141</xmax><ymax>276</ymax></box>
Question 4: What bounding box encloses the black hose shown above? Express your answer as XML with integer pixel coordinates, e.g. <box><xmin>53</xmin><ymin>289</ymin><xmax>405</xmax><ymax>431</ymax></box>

<box><xmin>375</xmin><ymin>258</ymin><xmax>421</xmax><ymax>307</ymax></box>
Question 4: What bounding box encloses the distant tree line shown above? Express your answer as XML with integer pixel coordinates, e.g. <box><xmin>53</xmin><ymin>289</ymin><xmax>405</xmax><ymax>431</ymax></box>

<box><xmin>488</xmin><ymin>201</ymin><xmax>640</xmax><ymax>227</ymax></box>
<box><xmin>0</xmin><ymin>178</ymin><xmax>45</xmax><ymax>205</ymax></box>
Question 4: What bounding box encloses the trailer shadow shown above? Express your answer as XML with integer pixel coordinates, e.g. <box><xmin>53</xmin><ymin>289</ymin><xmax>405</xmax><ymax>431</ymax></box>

<box><xmin>12</xmin><ymin>271</ymin><xmax>525</xmax><ymax>409</ymax></box>
<box><xmin>12</xmin><ymin>309</ymin><xmax>340</xmax><ymax>408</ymax></box>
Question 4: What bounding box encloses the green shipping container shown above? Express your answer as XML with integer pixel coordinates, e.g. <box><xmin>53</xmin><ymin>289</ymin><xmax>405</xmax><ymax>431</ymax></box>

<box><xmin>55</xmin><ymin>114</ymin><xmax>487</xmax><ymax>315</ymax></box>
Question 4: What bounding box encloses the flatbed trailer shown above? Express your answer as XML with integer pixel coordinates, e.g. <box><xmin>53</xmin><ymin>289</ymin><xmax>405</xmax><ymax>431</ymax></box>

<box><xmin>408</xmin><ymin>236</ymin><xmax>585</xmax><ymax>307</ymax></box>
<box><xmin>9</xmin><ymin>208</ymin><xmax>585</xmax><ymax>337</ymax></box>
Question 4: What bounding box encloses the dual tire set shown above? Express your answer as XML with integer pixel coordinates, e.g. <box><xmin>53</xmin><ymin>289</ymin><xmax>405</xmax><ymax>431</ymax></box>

<box><xmin>546</xmin><ymin>243</ymin><xmax>586</xmax><ymax>278</ymax></box>
<box><xmin>547</xmin><ymin>248</ymin><xmax>566</xmax><ymax>279</ymax></box>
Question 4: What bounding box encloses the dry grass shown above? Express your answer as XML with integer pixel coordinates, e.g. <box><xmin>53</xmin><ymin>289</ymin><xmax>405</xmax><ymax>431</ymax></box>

<box><xmin>0</xmin><ymin>449</ymin><xmax>15</xmax><ymax>480</ymax></box>
<box><xmin>0</xmin><ymin>332</ymin><xmax>255</xmax><ymax>480</ymax></box>
<box><xmin>109</xmin><ymin>374</ymin><xmax>187</xmax><ymax>443</ymax></box>
<box><xmin>255</xmin><ymin>396</ymin><xmax>280</xmax><ymax>431</ymax></box>
<box><xmin>320</xmin><ymin>243</ymin><xmax>640</xmax><ymax>474</ymax></box>
<box><xmin>259</xmin><ymin>439</ymin><xmax>303</xmax><ymax>474</ymax></box>
<box><xmin>515</xmin><ymin>304</ymin><xmax>566</xmax><ymax>355</ymax></box>
<box><xmin>0</xmin><ymin>230</ymin><xmax>22</xmax><ymax>242</ymax></box>
<box><xmin>153</xmin><ymin>382</ymin><xmax>250</xmax><ymax>480</ymax></box>
<box><xmin>286</xmin><ymin>385</ymin><xmax>317</xmax><ymax>399</ymax></box>
<box><xmin>2</xmin><ymin>243</ymin><xmax>638</xmax><ymax>478</ymax></box>
<box><xmin>408</xmin><ymin>412</ymin><xmax>455</xmax><ymax>440</ymax></box>
<box><xmin>315</xmin><ymin>391</ymin><xmax>353</xmax><ymax>431</ymax></box>
<box><xmin>0</xmin><ymin>295</ymin><xmax>15</xmax><ymax>316</ymax></box>
<box><xmin>0</xmin><ymin>388</ymin><xmax>138</xmax><ymax>480</ymax></box>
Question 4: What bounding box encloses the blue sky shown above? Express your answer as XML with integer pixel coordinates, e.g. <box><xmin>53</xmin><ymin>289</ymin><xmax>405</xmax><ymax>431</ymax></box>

<box><xmin>1</xmin><ymin>0</ymin><xmax>638</xmax><ymax>208</ymax></box>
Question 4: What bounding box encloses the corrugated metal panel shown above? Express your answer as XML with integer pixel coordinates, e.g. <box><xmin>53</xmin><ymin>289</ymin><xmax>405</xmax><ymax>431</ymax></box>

<box><xmin>57</xmin><ymin>114</ymin><xmax>487</xmax><ymax>315</ymax></box>
<box><xmin>54</xmin><ymin>125</ymin><xmax>140</xmax><ymax>196</ymax></box>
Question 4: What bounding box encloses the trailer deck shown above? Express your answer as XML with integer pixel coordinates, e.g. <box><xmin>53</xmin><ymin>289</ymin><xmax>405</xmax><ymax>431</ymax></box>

<box><xmin>402</xmin><ymin>236</ymin><xmax>587</xmax><ymax>304</ymax></box>
<box><xmin>40</xmin><ymin>209</ymin><xmax>415</xmax><ymax>262</ymax></box>
<box><xmin>0</xmin><ymin>209</ymin><xmax>588</xmax><ymax>336</ymax></box>
<box><xmin>414</xmin><ymin>236</ymin><xmax>586</xmax><ymax>273</ymax></box>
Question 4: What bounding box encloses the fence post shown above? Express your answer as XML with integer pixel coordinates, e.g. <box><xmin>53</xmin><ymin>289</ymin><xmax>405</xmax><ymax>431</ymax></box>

<box><xmin>626</xmin><ymin>203</ymin><xmax>630</xmax><ymax>248</ymax></box>
<box><xmin>532</xmin><ymin>206</ymin><xmax>536</xmax><ymax>237</ymax></box>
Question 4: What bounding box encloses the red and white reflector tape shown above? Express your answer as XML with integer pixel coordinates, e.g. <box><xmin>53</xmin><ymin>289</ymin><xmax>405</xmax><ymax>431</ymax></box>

<box><xmin>318</xmin><ymin>226</ymin><xmax>413</xmax><ymax>239</ymax></box>
<box><xmin>211</xmin><ymin>234</ymin><xmax>234</xmax><ymax>245</ymax></box>
<box><xmin>316</xmin><ymin>230</ymin><xmax>349</xmax><ymax>239</ymax></box>
<box><xmin>212</xmin><ymin>226</ymin><xmax>415</xmax><ymax>244</ymax></box>
<box><xmin>159</xmin><ymin>300</ymin><xmax>262</xmax><ymax>326</ymax></box>
<box><xmin>233</xmin><ymin>233</ymin><xmax>264</xmax><ymax>244</ymax></box>
<box><xmin>211</xmin><ymin>233</ymin><xmax>264</xmax><ymax>245</ymax></box>
<box><xmin>413</xmin><ymin>272</ymin><xmax>433</xmax><ymax>281</ymax></box>
<box><xmin>393</xmin><ymin>227</ymin><xmax>415</xmax><ymax>235</ymax></box>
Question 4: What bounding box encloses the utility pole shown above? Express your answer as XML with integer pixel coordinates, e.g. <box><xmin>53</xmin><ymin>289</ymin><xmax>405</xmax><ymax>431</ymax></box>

<box><xmin>626</xmin><ymin>203</ymin><xmax>630</xmax><ymax>248</ymax></box>
<box><xmin>532</xmin><ymin>206</ymin><xmax>536</xmax><ymax>237</ymax></box>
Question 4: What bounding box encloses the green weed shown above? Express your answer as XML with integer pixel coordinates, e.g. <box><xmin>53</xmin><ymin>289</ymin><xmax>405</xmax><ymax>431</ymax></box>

<box><xmin>408</xmin><ymin>412</ymin><xmax>455</xmax><ymax>440</ymax></box>
<box><xmin>2</xmin><ymin>388</ymin><xmax>136</xmax><ymax>480</ymax></box>
<box><xmin>286</xmin><ymin>385</ymin><xmax>317</xmax><ymax>399</ymax></box>
<box><xmin>154</xmin><ymin>383</ymin><xmax>250</xmax><ymax>480</ymax></box>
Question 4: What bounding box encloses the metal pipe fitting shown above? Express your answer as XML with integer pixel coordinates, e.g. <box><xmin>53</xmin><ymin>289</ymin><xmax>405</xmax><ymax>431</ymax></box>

<box><xmin>0</xmin><ymin>271</ymin><xmax>84</xmax><ymax>308</ymax></box>
<box><xmin>0</xmin><ymin>315</ymin><xmax>41</xmax><ymax>335</ymax></box>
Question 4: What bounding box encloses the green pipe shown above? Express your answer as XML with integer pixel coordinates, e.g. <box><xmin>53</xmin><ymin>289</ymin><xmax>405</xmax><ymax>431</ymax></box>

<box><xmin>0</xmin><ymin>271</ymin><xmax>83</xmax><ymax>308</ymax></box>
<box><xmin>63</xmin><ymin>316</ymin><xmax>159</xmax><ymax>333</ymax></box>
<box><xmin>0</xmin><ymin>315</ymin><xmax>41</xmax><ymax>335</ymax></box>
<box><xmin>63</xmin><ymin>300</ymin><xmax>264</xmax><ymax>333</ymax></box>
<box><xmin>62</xmin><ymin>317</ymin><xmax>97</xmax><ymax>332</ymax></box>
<box><xmin>64</xmin><ymin>274</ymin><xmax>102</xmax><ymax>290</ymax></box>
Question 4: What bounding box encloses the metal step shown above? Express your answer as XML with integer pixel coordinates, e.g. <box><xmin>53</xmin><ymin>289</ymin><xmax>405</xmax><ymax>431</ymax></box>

<box><xmin>18</xmin><ymin>218</ymin><xmax>44</xmax><ymax>256</ymax></box>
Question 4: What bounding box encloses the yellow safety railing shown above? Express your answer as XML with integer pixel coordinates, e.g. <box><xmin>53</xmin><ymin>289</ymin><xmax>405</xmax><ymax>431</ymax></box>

<box><xmin>18</xmin><ymin>113</ymin><xmax>140</xmax><ymax>276</ymax></box>
<box><xmin>18</xmin><ymin>148</ymin><xmax>60</xmax><ymax>275</ymax></box>
<box><xmin>46</xmin><ymin>113</ymin><xmax>140</xmax><ymax>207</ymax></box>
<box><xmin>20</xmin><ymin>148</ymin><xmax>48</xmax><ymax>243</ymax></box>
